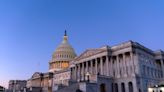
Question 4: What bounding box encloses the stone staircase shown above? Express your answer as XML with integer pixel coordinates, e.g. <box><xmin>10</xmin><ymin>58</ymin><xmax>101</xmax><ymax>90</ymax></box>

<box><xmin>55</xmin><ymin>83</ymin><xmax>79</xmax><ymax>92</ymax></box>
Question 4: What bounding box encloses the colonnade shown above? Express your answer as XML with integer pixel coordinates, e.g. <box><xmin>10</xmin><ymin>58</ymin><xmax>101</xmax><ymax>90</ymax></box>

<box><xmin>71</xmin><ymin>51</ymin><xmax>136</xmax><ymax>81</ymax></box>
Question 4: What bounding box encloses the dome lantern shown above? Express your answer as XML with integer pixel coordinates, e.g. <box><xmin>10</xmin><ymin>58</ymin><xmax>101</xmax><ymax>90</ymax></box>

<box><xmin>62</xmin><ymin>30</ymin><xmax>68</xmax><ymax>44</ymax></box>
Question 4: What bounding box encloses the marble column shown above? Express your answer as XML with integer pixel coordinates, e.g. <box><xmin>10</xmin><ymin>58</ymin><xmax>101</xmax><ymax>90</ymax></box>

<box><xmin>161</xmin><ymin>59</ymin><xmax>164</xmax><ymax>78</ymax></box>
<box><xmin>110</xmin><ymin>57</ymin><xmax>113</xmax><ymax>76</ymax></box>
<box><xmin>106</xmin><ymin>56</ymin><xmax>109</xmax><ymax>76</ymax></box>
<box><xmin>100</xmin><ymin>57</ymin><xmax>103</xmax><ymax>75</ymax></box>
<box><xmin>133</xmin><ymin>50</ymin><xmax>140</xmax><ymax>75</ymax></box>
<box><xmin>75</xmin><ymin>65</ymin><xmax>77</xmax><ymax>80</ymax></box>
<box><xmin>123</xmin><ymin>53</ymin><xmax>127</xmax><ymax>77</ymax></box>
<box><xmin>59</xmin><ymin>61</ymin><xmax>61</xmax><ymax>68</ymax></box>
<box><xmin>91</xmin><ymin>60</ymin><xmax>93</xmax><ymax>74</ymax></box>
<box><xmin>82</xmin><ymin>62</ymin><xmax>84</xmax><ymax>81</ymax></box>
<box><xmin>77</xmin><ymin>64</ymin><xmax>79</xmax><ymax>81</ymax></box>
<box><xmin>130</xmin><ymin>52</ymin><xmax>135</xmax><ymax>76</ymax></box>
<box><xmin>95</xmin><ymin>59</ymin><xmax>98</xmax><ymax>75</ymax></box>
<box><xmin>86</xmin><ymin>61</ymin><xmax>88</xmax><ymax>72</ymax></box>
<box><xmin>116</xmin><ymin>55</ymin><xmax>120</xmax><ymax>78</ymax></box>
<box><xmin>78</xmin><ymin>64</ymin><xmax>81</xmax><ymax>81</ymax></box>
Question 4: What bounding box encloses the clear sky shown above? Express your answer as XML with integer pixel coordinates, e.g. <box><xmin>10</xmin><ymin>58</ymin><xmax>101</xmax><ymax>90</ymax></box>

<box><xmin>0</xmin><ymin>0</ymin><xmax>164</xmax><ymax>88</ymax></box>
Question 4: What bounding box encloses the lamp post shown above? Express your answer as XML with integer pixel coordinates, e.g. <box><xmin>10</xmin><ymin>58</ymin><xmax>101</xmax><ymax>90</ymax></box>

<box><xmin>155</xmin><ymin>85</ymin><xmax>158</xmax><ymax>92</ymax></box>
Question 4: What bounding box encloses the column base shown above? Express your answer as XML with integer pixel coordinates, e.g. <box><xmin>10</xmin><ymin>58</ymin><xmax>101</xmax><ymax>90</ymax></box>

<box><xmin>117</xmin><ymin>75</ymin><xmax>120</xmax><ymax>78</ymax></box>
<box><xmin>131</xmin><ymin>73</ymin><xmax>135</xmax><ymax>77</ymax></box>
<box><xmin>124</xmin><ymin>74</ymin><xmax>127</xmax><ymax>78</ymax></box>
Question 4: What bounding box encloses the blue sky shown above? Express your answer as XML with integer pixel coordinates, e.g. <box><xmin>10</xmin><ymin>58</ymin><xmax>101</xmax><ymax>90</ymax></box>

<box><xmin>0</xmin><ymin>0</ymin><xmax>164</xmax><ymax>88</ymax></box>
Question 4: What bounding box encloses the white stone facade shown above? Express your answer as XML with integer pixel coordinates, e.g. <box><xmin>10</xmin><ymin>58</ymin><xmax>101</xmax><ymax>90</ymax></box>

<box><xmin>70</xmin><ymin>41</ymin><xmax>164</xmax><ymax>92</ymax></box>
<box><xmin>26</xmin><ymin>31</ymin><xmax>164</xmax><ymax>92</ymax></box>
<box><xmin>53</xmin><ymin>70</ymin><xmax>71</xmax><ymax>86</ymax></box>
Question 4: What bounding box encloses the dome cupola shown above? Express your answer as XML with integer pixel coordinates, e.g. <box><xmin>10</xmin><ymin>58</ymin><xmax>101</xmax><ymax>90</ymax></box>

<box><xmin>49</xmin><ymin>31</ymin><xmax>76</xmax><ymax>72</ymax></box>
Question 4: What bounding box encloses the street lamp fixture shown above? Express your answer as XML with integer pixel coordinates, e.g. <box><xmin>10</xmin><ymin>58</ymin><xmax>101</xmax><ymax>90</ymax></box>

<box><xmin>155</xmin><ymin>85</ymin><xmax>158</xmax><ymax>92</ymax></box>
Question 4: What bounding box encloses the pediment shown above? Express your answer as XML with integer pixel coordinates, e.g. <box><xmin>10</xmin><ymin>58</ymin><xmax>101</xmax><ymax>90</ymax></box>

<box><xmin>75</xmin><ymin>49</ymin><xmax>105</xmax><ymax>60</ymax></box>
<box><xmin>31</xmin><ymin>72</ymin><xmax>41</xmax><ymax>78</ymax></box>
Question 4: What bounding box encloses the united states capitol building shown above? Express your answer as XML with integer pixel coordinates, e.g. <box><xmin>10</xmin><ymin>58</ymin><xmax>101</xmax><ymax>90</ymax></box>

<box><xmin>8</xmin><ymin>31</ymin><xmax>164</xmax><ymax>92</ymax></box>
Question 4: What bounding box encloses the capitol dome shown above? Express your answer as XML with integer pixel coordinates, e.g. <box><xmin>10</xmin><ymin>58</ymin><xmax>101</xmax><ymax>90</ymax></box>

<box><xmin>49</xmin><ymin>31</ymin><xmax>76</xmax><ymax>72</ymax></box>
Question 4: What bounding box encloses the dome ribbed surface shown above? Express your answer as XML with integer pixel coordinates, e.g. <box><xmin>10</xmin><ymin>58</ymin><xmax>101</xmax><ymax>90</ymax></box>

<box><xmin>52</xmin><ymin>36</ymin><xmax>76</xmax><ymax>62</ymax></box>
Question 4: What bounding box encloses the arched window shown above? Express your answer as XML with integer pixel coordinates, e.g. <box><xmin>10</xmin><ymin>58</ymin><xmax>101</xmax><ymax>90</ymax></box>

<box><xmin>121</xmin><ymin>83</ymin><xmax>125</xmax><ymax>92</ymax></box>
<box><xmin>128</xmin><ymin>82</ymin><xmax>133</xmax><ymax>92</ymax></box>
<box><xmin>111</xmin><ymin>83</ymin><xmax>114</xmax><ymax>92</ymax></box>
<box><xmin>100</xmin><ymin>83</ymin><xmax>106</xmax><ymax>92</ymax></box>
<box><xmin>115</xmin><ymin>83</ymin><xmax>118</xmax><ymax>92</ymax></box>
<box><xmin>139</xmin><ymin>89</ymin><xmax>141</xmax><ymax>92</ymax></box>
